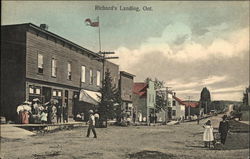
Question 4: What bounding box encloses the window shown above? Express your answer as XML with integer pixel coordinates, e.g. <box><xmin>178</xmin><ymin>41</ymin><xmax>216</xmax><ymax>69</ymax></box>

<box><xmin>35</xmin><ymin>88</ymin><xmax>41</xmax><ymax>95</ymax></box>
<box><xmin>172</xmin><ymin>110</ymin><xmax>176</xmax><ymax>116</ymax></box>
<box><xmin>38</xmin><ymin>54</ymin><xmax>43</xmax><ymax>74</ymax></box>
<box><xmin>52</xmin><ymin>58</ymin><xmax>57</xmax><ymax>77</ymax></box>
<box><xmin>67</xmin><ymin>62</ymin><xmax>72</xmax><ymax>80</ymax></box>
<box><xmin>29</xmin><ymin>87</ymin><xmax>34</xmax><ymax>94</ymax></box>
<box><xmin>52</xmin><ymin>89</ymin><xmax>62</xmax><ymax>97</ymax></box>
<box><xmin>29</xmin><ymin>85</ymin><xmax>41</xmax><ymax>95</ymax></box>
<box><xmin>89</xmin><ymin>69</ymin><xmax>93</xmax><ymax>84</ymax></box>
<box><xmin>81</xmin><ymin>66</ymin><xmax>86</xmax><ymax>82</ymax></box>
<box><xmin>97</xmin><ymin>70</ymin><xmax>101</xmax><ymax>86</ymax></box>
<box><xmin>173</xmin><ymin>100</ymin><xmax>176</xmax><ymax>106</ymax></box>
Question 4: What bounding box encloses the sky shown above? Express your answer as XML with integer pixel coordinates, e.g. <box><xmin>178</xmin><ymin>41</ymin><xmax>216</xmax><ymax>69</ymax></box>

<box><xmin>2</xmin><ymin>1</ymin><xmax>249</xmax><ymax>101</ymax></box>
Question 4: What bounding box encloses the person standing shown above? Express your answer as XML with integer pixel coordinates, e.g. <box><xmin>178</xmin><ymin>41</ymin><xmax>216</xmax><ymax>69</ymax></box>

<box><xmin>86</xmin><ymin>110</ymin><xmax>97</xmax><ymax>138</ymax></box>
<box><xmin>197</xmin><ymin>114</ymin><xmax>200</xmax><ymax>125</ymax></box>
<box><xmin>203</xmin><ymin>120</ymin><xmax>214</xmax><ymax>148</ymax></box>
<box><xmin>219</xmin><ymin>115</ymin><xmax>229</xmax><ymax>145</ymax></box>
<box><xmin>62</xmin><ymin>103</ymin><xmax>68</xmax><ymax>123</ymax></box>
<box><xmin>56</xmin><ymin>105</ymin><xmax>62</xmax><ymax>123</ymax></box>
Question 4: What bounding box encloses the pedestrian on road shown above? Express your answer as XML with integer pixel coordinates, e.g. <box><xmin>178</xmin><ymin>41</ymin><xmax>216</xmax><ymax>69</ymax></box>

<box><xmin>203</xmin><ymin>120</ymin><xmax>214</xmax><ymax>148</ymax></box>
<box><xmin>86</xmin><ymin>110</ymin><xmax>97</xmax><ymax>138</ymax></box>
<box><xmin>197</xmin><ymin>114</ymin><xmax>200</xmax><ymax>125</ymax></box>
<box><xmin>219</xmin><ymin>115</ymin><xmax>229</xmax><ymax>145</ymax></box>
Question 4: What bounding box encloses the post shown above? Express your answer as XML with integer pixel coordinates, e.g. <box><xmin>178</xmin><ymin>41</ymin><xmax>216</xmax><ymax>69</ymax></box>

<box><xmin>165</xmin><ymin>87</ymin><xmax>168</xmax><ymax>124</ymax></box>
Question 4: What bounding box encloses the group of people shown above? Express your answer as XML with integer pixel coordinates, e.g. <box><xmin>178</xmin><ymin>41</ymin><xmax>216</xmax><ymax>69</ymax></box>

<box><xmin>203</xmin><ymin>115</ymin><xmax>230</xmax><ymax>148</ymax></box>
<box><xmin>16</xmin><ymin>99</ymin><xmax>68</xmax><ymax>124</ymax></box>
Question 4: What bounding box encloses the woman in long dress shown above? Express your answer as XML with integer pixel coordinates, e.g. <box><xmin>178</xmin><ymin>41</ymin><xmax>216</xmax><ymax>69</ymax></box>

<box><xmin>203</xmin><ymin>120</ymin><xmax>214</xmax><ymax>148</ymax></box>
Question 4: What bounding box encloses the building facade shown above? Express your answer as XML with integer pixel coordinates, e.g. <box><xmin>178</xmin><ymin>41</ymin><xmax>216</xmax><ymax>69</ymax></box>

<box><xmin>1</xmin><ymin>23</ymin><xmax>119</xmax><ymax>121</ymax></box>
<box><xmin>119</xmin><ymin>71</ymin><xmax>135</xmax><ymax>120</ymax></box>
<box><xmin>172</xmin><ymin>95</ymin><xmax>186</xmax><ymax>120</ymax></box>
<box><xmin>132</xmin><ymin>81</ymin><xmax>156</xmax><ymax>124</ymax></box>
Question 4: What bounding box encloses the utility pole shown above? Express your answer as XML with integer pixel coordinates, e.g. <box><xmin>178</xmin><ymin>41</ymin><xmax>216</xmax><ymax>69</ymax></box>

<box><xmin>165</xmin><ymin>87</ymin><xmax>172</xmax><ymax>124</ymax></box>
<box><xmin>187</xmin><ymin>96</ymin><xmax>192</xmax><ymax>120</ymax></box>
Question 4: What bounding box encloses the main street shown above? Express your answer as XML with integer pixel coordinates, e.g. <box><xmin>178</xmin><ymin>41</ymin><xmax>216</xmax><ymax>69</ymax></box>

<box><xmin>1</xmin><ymin>115</ymin><xmax>249</xmax><ymax>159</ymax></box>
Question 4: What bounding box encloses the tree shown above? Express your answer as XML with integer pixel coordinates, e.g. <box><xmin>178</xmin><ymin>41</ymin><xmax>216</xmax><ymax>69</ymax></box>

<box><xmin>200</xmin><ymin>87</ymin><xmax>211</xmax><ymax>114</ymax></box>
<box><xmin>243</xmin><ymin>86</ymin><xmax>249</xmax><ymax>106</ymax></box>
<box><xmin>98</xmin><ymin>70</ymin><xmax>117</xmax><ymax>128</ymax></box>
<box><xmin>113</xmin><ymin>88</ymin><xmax>123</xmax><ymax>123</ymax></box>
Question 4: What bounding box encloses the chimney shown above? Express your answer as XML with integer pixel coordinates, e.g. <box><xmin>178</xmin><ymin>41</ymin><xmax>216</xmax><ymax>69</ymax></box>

<box><xmin>40</xmin><ymin>24</ymin><xmax>48</xmax><ymax>30</ymax></box>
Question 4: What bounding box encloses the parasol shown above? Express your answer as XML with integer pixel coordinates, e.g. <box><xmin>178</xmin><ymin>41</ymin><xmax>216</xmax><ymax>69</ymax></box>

<box><xmin>32</xmin><ymin>98</ymin><xmax>41</xmax><ymax>102</ymax></box>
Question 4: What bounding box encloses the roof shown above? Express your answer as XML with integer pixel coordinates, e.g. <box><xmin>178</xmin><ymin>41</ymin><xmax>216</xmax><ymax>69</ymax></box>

<box><xmin>120</xmin><ymin>71</ymin><xmax>135</xmax><ymax>78</ymax></box>
<box><xmin>133</xmin><ymin>83</ymin><xmax>148</xmax><ymax>97</ymax></box>
<box><xmin>2</xmin><ymin>23</ymin><xmax>101</xmax><ymax>58</ymax></box>
<box><xmin>182</xmin><ymin>101</ymin><xmax>200</xmax><ymax>108</ymax></box>
<box><xmin>173</xmin><ymin>96</ymin><xmax>185</xmax><ymax>105</ymax></box>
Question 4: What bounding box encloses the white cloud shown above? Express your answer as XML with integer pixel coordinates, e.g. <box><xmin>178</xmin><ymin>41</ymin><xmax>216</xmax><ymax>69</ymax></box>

<box><xmin>201</xmin><ymin>75</ymin><xmax>228</xmax><ymax>85</ymax></box>
<box><xmin>114</xmin><ymin>25</ymin><xmax>249</xmax><ymax>70</ymax></box>
<box><xmin>211</xmin><ymin>85</ymin><xmax>245</xmax><ymax>93</ymax></box>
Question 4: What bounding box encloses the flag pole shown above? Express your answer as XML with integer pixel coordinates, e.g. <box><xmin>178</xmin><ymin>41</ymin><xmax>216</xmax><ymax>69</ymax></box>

<box><xmin>98</xmin><ymin>16</ymin><xmax>105</xmax><ymax>87</ymax></box>
<box><xmin>98</xmin><ymin>16</ymin><xmax>101</xmax><ymax>52</ymax></box>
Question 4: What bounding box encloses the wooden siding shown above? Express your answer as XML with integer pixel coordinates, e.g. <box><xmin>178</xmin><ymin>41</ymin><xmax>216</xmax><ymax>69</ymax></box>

<box><xmin>26</xmin><ymin>31</ymin><xmax>106</xmax><ymax>92</ymax></box>
<box><xmin>120</xmin><ymin>74</ymin><xmax>133</xmax><ymax>102</ymax></box>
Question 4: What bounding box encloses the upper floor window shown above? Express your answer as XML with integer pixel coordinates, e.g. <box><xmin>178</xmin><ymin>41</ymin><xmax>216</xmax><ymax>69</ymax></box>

<box><xmin>81</xmin><ymin>66</ymin><xmax>86</xmax><ymax>83</ymax></box>
<box><xmin>38</xmin><ymin>54</ymin><xmax>43</xmax><ymax>74</ymax></box>
<box><xmin>173</xmin><ymin>100</ymin><xmax>176</xmax><ymax>106</ymax></box>
<box><xmin>51</xmin><ymin>58</ymin><xmax>57</xmax><ymax>77</ymax></box>
<box><xmin>67</xmin><ymin>62</ymin><xmax>72</xmax><ymax>80</ymax></box>
<box><xmin>97</xmin><ymin>70</ymin><xmax>101</xmax><ymax>86</ymax></box>
<box><xmin>89</xmin><ymin>69</ymin><xmax>93</xmax><ymax>85</ymax></box>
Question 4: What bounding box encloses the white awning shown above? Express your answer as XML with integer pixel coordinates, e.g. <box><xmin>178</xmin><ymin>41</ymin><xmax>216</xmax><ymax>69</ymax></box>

<box><xmin>79</xmin><ymin>89</ymin><xmax>101</xmax><ymax>105</ymax></box>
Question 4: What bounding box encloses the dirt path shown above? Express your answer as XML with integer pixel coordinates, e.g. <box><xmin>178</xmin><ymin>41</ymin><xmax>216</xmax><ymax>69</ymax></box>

<box><xmin>1</xmin><ymin>118</ymin><xmax>249</xmax><ymax>159</ymax></box>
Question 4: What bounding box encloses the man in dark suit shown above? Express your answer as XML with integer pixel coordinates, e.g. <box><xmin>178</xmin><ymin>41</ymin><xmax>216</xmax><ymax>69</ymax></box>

<box><xmin>219</xmin><ymin>115</ymin><xmax>229</xmax><ymax>145</ymax></box>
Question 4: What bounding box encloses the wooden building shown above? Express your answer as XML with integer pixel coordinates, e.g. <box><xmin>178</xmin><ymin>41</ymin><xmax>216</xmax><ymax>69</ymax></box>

<box><xmin>119</xmin><ymin>71</ymin><xmax>135</xmax><ymax>120</ymax></box>
<box><xmin>1</xmin><ymin>23</ymin><xmax>119</xmax><ymax>121</ymax></box>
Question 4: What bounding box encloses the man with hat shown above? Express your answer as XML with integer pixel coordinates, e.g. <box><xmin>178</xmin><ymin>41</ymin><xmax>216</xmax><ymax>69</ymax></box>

<box><xmin>86</xmin><ymin>110</ymin><xmax>97</xmax><ymax>138</ymax></box>
<box><xmin>219</xmin><ymin>115</ymin><xmax>229</xmax><ymax>145</ymax></box>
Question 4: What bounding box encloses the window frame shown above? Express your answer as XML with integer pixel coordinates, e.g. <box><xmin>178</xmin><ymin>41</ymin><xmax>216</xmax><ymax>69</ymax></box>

<box><xmin>51</xmin><ymin>58</ymin><xmax>57</xmax><ymax>77</ymax></box>
<box><xmin>37</xmin><ymin>53</ymin><xmax>44</xmax><ymax>74</ymax></box>
<box><xmin>67</xmin><ymin>62</ymin><xmax>72</xmax><ymax>80</ymax></box>
<box><xmin>81</xmin><ymin>65</ymin><xmax>86</xmax><ymax>83</ymax></box>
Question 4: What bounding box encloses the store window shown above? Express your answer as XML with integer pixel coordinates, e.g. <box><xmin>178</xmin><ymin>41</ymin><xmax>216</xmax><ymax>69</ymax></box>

<box><xmin>172</xmin><ymin>110</ymin><xmax>176</xmax><ymax>116</ymax></box>
<box><xmin>97</xmin><ymin>70</ymin><xmax>101</xmax><ymax>86</ymax></box>
<box><xmin>52</xmin><ymin>58</ymin><xmax>57</xmax><ymax>77</ymax></box>
<box><xmin>38</xmin><ymin>54</ymin><xmax>43</xmax><ymax>74</ymax></box>
<box><xmin>89</xmin><ymin>69</ymin><xmax>93</xmax><ymax>84</ymax></box>
<box><xmin>29</xmin><ymin>85</ymin><xmax>41</xmax><ymax>95</ymax></box>
<box><xmin>173</xmin><ymin>100</ymin><xmax>176</xmax><ymax>106</ymax></box>
<box><xmin>67</xmin><ymin>62</ymin><xmax>72</xmax><ymax>80</ymax></box>
<box><xmin>81</xmin><ymin>66</ymin><xmax>86</xmax><ymax>83</ymax></box>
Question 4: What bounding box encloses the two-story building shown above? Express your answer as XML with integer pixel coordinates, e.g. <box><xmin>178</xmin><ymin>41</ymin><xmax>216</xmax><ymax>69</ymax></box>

<box><xmin>172</xmin><ymin>94</ymin><xmax>186</xmax><ymax>120</ymax></box>
<box><xmin>1</xmin><ymin>23</ymin><xmax>119</xmax><ymax>122</ymax></box>
<box><xmin>119</xmin><ymin>71</ymin><xmax>135</xmax><ymax>121</ymax></box>
<box><xmin>132</xmin><ymin>81</ymin><xmax>156</xmax><ymax>124</ymax></box>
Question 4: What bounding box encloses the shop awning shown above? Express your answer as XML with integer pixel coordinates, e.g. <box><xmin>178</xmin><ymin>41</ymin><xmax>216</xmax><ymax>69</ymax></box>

<box><xmin>79</xmin><ymin>89</ymin><xmax>101</xmax><ymax>105</ymax></box>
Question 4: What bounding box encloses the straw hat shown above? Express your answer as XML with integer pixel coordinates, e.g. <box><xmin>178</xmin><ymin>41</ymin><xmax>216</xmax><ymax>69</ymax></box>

<box><xmin>89</xmin><ymin>110</ymin><xmax>94</xmax><ymax>114</ymax></box>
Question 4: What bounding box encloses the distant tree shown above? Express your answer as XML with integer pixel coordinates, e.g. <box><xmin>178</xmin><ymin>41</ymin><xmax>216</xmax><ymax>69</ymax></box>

<box><xmin>113</xmin><ymin>88</ymin><xmax>123</xmax><ymax>123</ymax></box>
<box><xmin>243</xmin><ymin>86</ymin><xmax>249</xmax><ymax>106</ymax></box>
<box><xmin>200</xmin><ymin>87</ymin><xmax>211</xmax><ymax>114</ymax></box>
<box><xmin>98</xmin><ymin>70</ymin><xmax>117</xmax><ymax>128</ymax></box>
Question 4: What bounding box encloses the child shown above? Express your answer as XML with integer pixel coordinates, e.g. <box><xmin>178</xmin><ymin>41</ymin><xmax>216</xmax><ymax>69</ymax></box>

<box><xmin>203</xmin><ymin>120</ymin><xmax>214</xmax><ymax>148</ymax></box>
<box><xmin>40</xmin><ymin>110</ymin><xmax>48</xmax><ymax>124</ymax></box>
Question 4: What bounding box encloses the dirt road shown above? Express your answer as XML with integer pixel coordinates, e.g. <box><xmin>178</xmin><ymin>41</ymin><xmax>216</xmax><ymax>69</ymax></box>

<box><xmin>1</xmin><ymin>116</ymin><xmax>249</xmax><ymax>159</ymax></box>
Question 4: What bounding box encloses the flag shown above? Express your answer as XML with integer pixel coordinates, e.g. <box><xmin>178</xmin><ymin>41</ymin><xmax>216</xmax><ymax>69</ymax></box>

<box><xmin>85</xmin><ymin>18</ymin><xmax>99</xmax><ymax>27</ymax></box>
